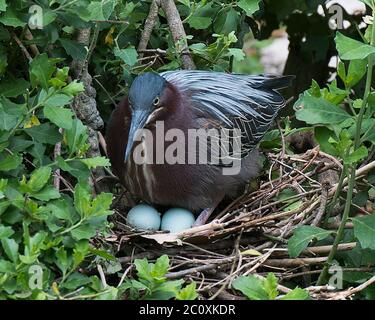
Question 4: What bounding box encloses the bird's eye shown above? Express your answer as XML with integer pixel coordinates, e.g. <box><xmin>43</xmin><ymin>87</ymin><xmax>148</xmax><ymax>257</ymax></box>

<box><xmin>153</xmin><ymin>97</ymin><xmax>160</xmax><ymax>106</ymax></box>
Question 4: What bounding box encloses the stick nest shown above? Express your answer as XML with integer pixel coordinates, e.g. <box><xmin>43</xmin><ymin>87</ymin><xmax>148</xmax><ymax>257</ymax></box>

<box><xmin>102</xmin><ymin>147</ymin><xmax>371</xmax><ymax>300</ymax></box>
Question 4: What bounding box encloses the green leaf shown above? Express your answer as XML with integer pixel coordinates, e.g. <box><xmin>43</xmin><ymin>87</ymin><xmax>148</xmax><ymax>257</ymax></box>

<box><xmin>214</xmin><ymin>8</ymin><xmax>239</xmax><ymax>35</ymax></box>
<box><xmin>31</xmin><ymin>186</ymin><xmax>60</xmax><ymax>201</ymax></box>
<box><xmin>44</xmin><ymin>105</ymin><xmax>74</xmax><ymax>130</ymax></box>
<box><xmin>62</xmin><ymin>81</ymin><xmax>84</xmax><ymax>97</ymax></box>
<box><xmin>114</xmin><ymin>47</ymin><xmax>138</xmax><ymax>66</ymax></box>
<box><xmin>70</xmin><ymin>223</ymin><xmax>97</xmax><ymax>240</ymax></box>
<box><xmin>362</xmin><ymin>122</ymin><xmax>375</xmax><ymax>144</ymax></box>
<box><xmin>55</xmin><ymin>247</ymin><xmax>70</xmax><ymax>275</ymax></box>
<box><xmin>64</xmin><ymin>119</ymin><xmax>88</xmax><ymax>154</ymax></box>
<box><xmin>134</xmin><ymin>258</ymin><xmax>152</xmax><ymax>281</ymax></box>
<box><xmin>80</xmin><ymin>157</ymin><xmax>110</xmax><ymax>169</ymax></box>
<box><xmin>87</xmin><ymin>0</ymin><xmax>116</xmax><ymax>21</ymax></box>
<box><xmin>294</xmin><ymin>94</ymin><xmax>352</xmax><ymax>125</ymax></box>
<box><xmin>0</xmin><ymin>7</ymin><xmax>26</xmax><ymax>27</ymax></box>
<box><xmin>90</xmin><ymin>248</ymin><xmax>116</xmax><ymax>261</ymax></box>
<box><xmin>152</xmin><ymin>255</ymin><xmax>169</xmax><ymax>279</ymax></box>
<box><xmin>335</xmin><ymin>32</ymin><xmax>375</xmax><ymax>60</ymax></box>
<box><xmin>42</xmin><ymin>10</ymin><xmax>57</xmax><ymax>27</ymax></box>
<box><xmin>288</xmin><ymin>226</ymin><xmax>333</xmax><ymax>258</ymax></box>
<box><xmin>0</xmin><ymin>259</ymin><xmax>14</xmax><ymax>273</ymax></box>
<box><xmin>25</xmin><ymin>123</ymin><xmax>62</xmax><ymax>145</ymax></box>
<box><xmin>74</xmin><ymin>182</ymin><xmax>91</xmax><ymax>218</ymax></box>
<box><xmin>90</xmin><ymin>193</ymin><xmax>112</xmax><ymax>217</ymax></box>
<box><xmin>187</xmin><ymin>16</ymin><xmax>212</xmax><ymax>30</ymax></box>
<box><xmin>337</xmin><ymin>61</ymin><xmax>346</xmax><ymax>83</ymax></box>
<box><xmin>314</xmin><ymin>127</ymin><xmax>338</xmax><ymax>156</ymax></box>
<box><xmin>232</xmin><ymin>275</ymin><xmax>269</xmax><ymax>300</ymax></box>
<box><xmin>0</xmin><ymin>0</ymin><xmax>7</xmax><ymax>12</ymax></box>
<box><xmin>28</xmin><ymin>166</ymin><xmax>52</xmax><ymax>192</ymax></box>
<box><xmin>353</xmin><ymin>215</ymin><xmax>375</xmax><ymax>250</ymax></box>
<box><xmin>0</xmin><ymin>153</ymin><xmax>22</xmax><ymax>171</ymax></box>
<box><xmin>62</xmin><ymin>272</ymin><xmax>91</xmax><ymax>290</ymax></box>
<box><xmin>151</xmin><ymin>280</ymin><xmax>183</xmax><ymax>299</ymax></box>
<box><xmin>176</xmin><ymin>282</ymin><xmax>198</xmax><ymax>300</ymax></box>
<box><xmin>0</xmin><ymin>78</ymin><xmax>29</xmax><ymax>97</ymax></box>
<box><xmin>280</xmin><ymin>288</ymin><xmax>310</xmax><ymax>300</ymax></box>
<box><xmin>59</xmin><ymin>38</ymin><xmax>86</xmax><ymax>60</ymax></box>
<box><xmin>46</xmin><ymin>199</ymin><xmax>75</xmax><ymax>222</ymax></box>
<box><xmin>0</xmin><ymin>97</ymin><xmax>27</xmax><ymax>130</ymax></box>
<box><xmin>43</xmin><ymin>94</ymin><xmax>72</xmax><ymax>108</ymax></box>
<box><xmin>344</xmin><ymin>146</ymin><xmax>368</xmax><ymax>165</ymax></box>
<box><xmin>29</xmin><ymin>54</ymin><xmax>56</xmax><ymax>90</ymax></box>
<box><xmin>0</xmin><ymin>48</ymin><xmax>7</xmax><ymax>75</ymax></box>
<box><xmin>0</xmin><ymin>226</ymin><xmax>14</xmax><ymax>239</ymax></box>
<box><xmin>237</xmin><ymin>0</ymin><xmax>261</xmax><ymax>16</ymax></box>
<box><xmin>346</xmin><ymin>59</ymin><xmax>367</xmax><ymax>88</ymax></box>
<box><xmin>227</xmin><ymin>48</ymin><xmax>245</xmax><ymax>62</ymax></box>
<box><xmin>263</xmin><ymin>273</ymin><xmax>278</xmax><ymax>300</ymax></box>
<box><xmin>1</xmin><ymin>238</ymin><xmax>19</xmax><ymax>262</ymax></box>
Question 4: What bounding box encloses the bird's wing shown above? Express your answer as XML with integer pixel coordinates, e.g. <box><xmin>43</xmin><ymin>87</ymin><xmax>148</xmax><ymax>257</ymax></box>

<box><xmin>161</xmin><ymin>70</ymin><xmax>293</xmax><ymax>159</ymax></box>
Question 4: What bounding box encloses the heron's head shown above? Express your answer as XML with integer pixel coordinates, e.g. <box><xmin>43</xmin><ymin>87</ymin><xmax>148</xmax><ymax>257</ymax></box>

<box><xmin>125</xmin><ymin>72</ymin><xmax>167</xmax><ymax>162</ymax></box>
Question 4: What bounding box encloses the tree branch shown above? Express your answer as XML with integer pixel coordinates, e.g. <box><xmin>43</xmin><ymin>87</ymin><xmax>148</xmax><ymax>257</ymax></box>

<box><xmin>71</xmin><ymin>28</ymin><xmax>108</xmax><ymax>193</ymax></box>
<box><xmin>138</xmin><ymin>0</ymin><xmax>160</xmax><ymax>57</ymax></box>
<box><xmin>160</xmin><ymin>0</ymin><xmax>195</xmax><ymax>70</ymax></box>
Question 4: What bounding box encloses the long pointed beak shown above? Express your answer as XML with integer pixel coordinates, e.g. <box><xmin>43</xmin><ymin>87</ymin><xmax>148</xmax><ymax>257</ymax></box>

<box><xmin>124</xmin><ymin>110</ymin><xmax>149</xmax><ymax>163</ymax></box>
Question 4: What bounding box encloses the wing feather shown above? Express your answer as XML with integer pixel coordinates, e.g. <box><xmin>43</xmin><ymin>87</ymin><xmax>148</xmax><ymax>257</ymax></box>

<box><xmin>161</xmin><ymin>70</ymin><xmax>293</xmax><ymax>161</ymax></box>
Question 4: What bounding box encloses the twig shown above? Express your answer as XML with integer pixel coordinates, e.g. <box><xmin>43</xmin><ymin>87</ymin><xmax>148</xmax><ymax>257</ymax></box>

<box><xmin>281</xmin><ymin>267</ymin><xmax>372</xmax><ymax>281</ymax></box>
<box><xmin>166</xmin><ymin>263</ymin><xmax>228</xmax><ymax>279</ymax></box>
<box><xmin>53</xmin><ymin>143</ymin><xmax>62</xmax><ymax>190</ymax></box>
<box><xmin>24</xmin><ymin>28</ymin><xmax>40</xmax><ymax>57</ymax></box>
<box><xmin>160</xmin><ymin>0</ymin><xmax>196</xmax><ymax>69</ymax></box>
<box><xmin>312</xmin><ymin>181</ymin><xmax>329</xmax><ymax>227</ymax></box>
<box><xmin>138</xmin><ymin>0</ymin><xmax>160</xmax><ymax>58</ymax></box>
<box><xmin>118</xmin><ymin>265</ymin><xmax>133</xmax><ymax>287</ymax></box>
<box><xmin>138</xmin><ymin>48</ymin><xmax>167</xmax><ymax>55</ymax></box>
<box><xmin>92</xmin><ymin>19</ymin><xmax>129</xmax><ymax>24</ymax></box>
<box><xmin>264</xmin><ymin>257</ymin><xmax>328</xmax><ymax>268</ymax></box>
<box><xmin>265</xmin><ymin>242</ymin><xmax>356</xmax><ymax>257</ymax></box>
<box><xmin>12</xmin><ymin>32</ymin><xmax>32</xmax><ymax>61</ymax></box>
<box><xmin>97</xmin><ymin>264</ymin><xmax>107</xmax><ymax>288</ymax></box>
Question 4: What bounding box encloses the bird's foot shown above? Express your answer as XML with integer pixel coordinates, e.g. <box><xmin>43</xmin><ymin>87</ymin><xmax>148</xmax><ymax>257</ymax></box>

<box><xmin>192</xmin><ymin>193</ymin><xmax>225</xmax><ymax>227</ymax></box>
<box><xmin>192</xmin><ymin>207</ymin><xmax>216</xmax><ymax>227</ymax></box>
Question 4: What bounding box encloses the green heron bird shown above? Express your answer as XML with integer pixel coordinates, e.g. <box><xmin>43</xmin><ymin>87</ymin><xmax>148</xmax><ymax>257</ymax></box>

<box><xmin>106</xmin><ymin>71</ymin><xmax>293</xmax><ymax>225</ymax></box>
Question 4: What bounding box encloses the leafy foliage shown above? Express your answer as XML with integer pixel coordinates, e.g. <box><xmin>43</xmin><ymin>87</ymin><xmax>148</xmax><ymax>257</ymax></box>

<box><xmin>288</xmin><ymin>1</ymin><xmax>375</xmax><ymax>293</ymax></box>
<box><xmin>0</xmin><ymin>51</ymin><xmax>114</xmax><ymax>299</ymax></box>
<box><xmin>288</xmin><ymin>226</ymin><xmax>334</xmax><ymax>258</ymax></box>
<box><xmin>232</xmin><ymin>273</ymin><xmax>309</xmax><ymax>300</ymax></box>
<box><xmin>119</xmin><ymin>255</ymin><xmax>198</xmax><ymax>300</ymax></box>
<box><xmin>1</xmin><ymin>0</ymin><xmax>375</xmax><ymax>300</ymax></box>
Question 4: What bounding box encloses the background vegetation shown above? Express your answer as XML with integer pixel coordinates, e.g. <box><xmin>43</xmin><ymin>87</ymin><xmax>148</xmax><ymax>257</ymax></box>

<box><xmin>0</xmin><ymin>0</ymin><xmax>374</xmax><ymax>300</ymax></box>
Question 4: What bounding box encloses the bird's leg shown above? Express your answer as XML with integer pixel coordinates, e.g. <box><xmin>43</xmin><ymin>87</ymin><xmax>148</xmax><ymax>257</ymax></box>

<box><xmin>193</xmin><ymin>194</ymin><xmax>224</xmax><ymax>226</ymax></box>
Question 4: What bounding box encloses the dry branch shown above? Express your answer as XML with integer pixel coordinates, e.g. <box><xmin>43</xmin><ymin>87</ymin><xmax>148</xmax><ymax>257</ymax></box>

<box><xmin>12</xmin><ymin>32</ymin><xmax>32</xmax><ymax>61</ymax></box>
<box><xmin>109</xmin><ymin>150</ymin><xmax>375</xmax><ymax>300</ymax></box>
<box><xmin>160</xmin><ymin>0</ymin><xmax>196</xmax><ymax>69</ymax></box>
<box><xmin>138</xmin><ymin>0</ymin><xmax>160</xmax><ymax>57</ymax></box>
<box><xmin>71</xmin><ymin>28</ymin><xmax>107</xmax><ymax>192</ymax></box>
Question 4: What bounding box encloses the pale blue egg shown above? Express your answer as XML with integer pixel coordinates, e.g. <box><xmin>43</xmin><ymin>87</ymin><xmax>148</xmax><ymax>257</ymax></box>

<box><xmin>161</xmin><ymin>208</ymin><xmax>195</xmax><ymax>233</ymax></box>
<box><xmin>127</xmin><ymin>204</ymin><xmax>161</xmax><ymax>231</ymax></box>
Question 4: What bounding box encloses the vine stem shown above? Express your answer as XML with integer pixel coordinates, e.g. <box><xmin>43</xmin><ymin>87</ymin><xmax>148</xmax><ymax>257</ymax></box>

<box><xmin>317</xmin><ymin>7</ymin><xmax>375</xmax><ymax>285</ymax></box>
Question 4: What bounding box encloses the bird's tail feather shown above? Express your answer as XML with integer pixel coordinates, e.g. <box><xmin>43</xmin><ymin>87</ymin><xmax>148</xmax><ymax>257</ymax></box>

<box><xmin>258</xmin><ymin>75</ymin><xmax>295</xmax><ymax>91</ymax></box>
